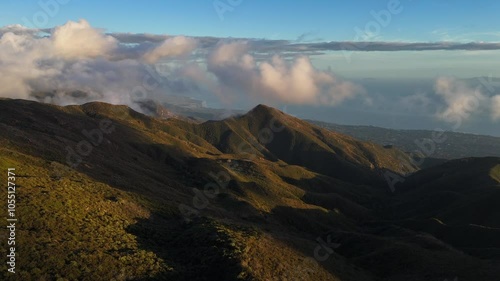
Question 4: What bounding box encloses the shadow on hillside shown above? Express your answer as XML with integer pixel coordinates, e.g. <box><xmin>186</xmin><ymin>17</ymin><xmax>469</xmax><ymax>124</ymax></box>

<box><xmin>267</xmin><ymin>204</ymin><xmax>500</xmax><ymax>281</ymax></box>
<box><xmin>262</xmin><ymin>136</ymin><xmax>385</xmax><ymax>186</ymax></box>
<box><xmin>125</xmin><ymin>215</ymin><xmax>251</xmax><ymax>281</ymax></box>
<box><xmin>265</xmin><ymin>172</ymin><xmax>500</xmax><ymax>280</ymax></box>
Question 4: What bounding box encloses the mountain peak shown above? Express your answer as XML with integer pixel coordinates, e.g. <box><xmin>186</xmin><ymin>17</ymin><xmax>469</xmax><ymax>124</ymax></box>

<box><xmin>246</xmin><ymin>104</ymin><xmax>285</xmax><ymax>118</ymax></box>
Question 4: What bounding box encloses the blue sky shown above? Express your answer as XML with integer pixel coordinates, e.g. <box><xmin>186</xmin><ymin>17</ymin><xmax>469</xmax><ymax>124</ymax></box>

<box><xmin>2</xmin><ymin>0</ymin><xmax>500</xmax><ymax>42</ymax></box>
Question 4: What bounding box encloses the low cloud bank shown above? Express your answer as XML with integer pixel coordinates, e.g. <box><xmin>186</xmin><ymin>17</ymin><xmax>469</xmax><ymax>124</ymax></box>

<box><xmin>0</xmin><ymin>20</ymin><xmax>362</xmax><ymax>108</ymax></box>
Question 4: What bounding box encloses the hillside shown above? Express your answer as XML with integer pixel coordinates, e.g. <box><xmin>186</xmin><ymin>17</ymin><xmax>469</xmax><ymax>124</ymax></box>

<box><xmin>390</xmin><ymin>157</ymin><xmax>500</xmax><ymax>262</ymax></box>
<box><xmin>0</xmin><ymin>98</ymin><xmax>499</xmax><ymax>281</ymax></box>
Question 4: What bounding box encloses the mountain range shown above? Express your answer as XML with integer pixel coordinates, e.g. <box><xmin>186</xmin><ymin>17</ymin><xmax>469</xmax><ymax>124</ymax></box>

<box><xmin>0</xmin><ymin>98</ymin><xmax>499</xmax><ymax>280</ymax></box>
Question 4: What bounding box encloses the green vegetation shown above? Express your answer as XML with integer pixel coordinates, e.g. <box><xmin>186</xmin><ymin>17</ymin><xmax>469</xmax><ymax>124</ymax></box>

<box><xmin>0</xmin><ymin>151</ymin><xmax>168</xmax><ymax>280</ymax></box>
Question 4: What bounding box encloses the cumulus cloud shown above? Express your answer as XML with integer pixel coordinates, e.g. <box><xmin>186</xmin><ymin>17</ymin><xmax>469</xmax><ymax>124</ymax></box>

<box><xmin>142</xmin><ymin>36</ymin><xmax>197</xmax><ymax>63</ymax></box>
<box><xmin>0</xmin><ymin>20</ymin><xmax>200</xmax><ymax>106</ymax></box>
<box><xmin>433</xmin><ymin>76</ymin><xmax>500</xmax><ymax>123</ymax></box>
<box><xmin>0</xmin><ymin>31</ymin><xmax>53</xmax><ymax>99</ymax></box>
<box><xmin>434</xmin><ymin>77</ymin><xmax>486</xmax><ymax>122</ymax></box>
<box><xmin>207</xmin><ymin>41</ymin><xmax>363</xmax><ymax>105</ymax></box>
<box><xmin>52</xmin><ymin>19</ymin><xmax>118</xmax><ymax>59</ymax></box>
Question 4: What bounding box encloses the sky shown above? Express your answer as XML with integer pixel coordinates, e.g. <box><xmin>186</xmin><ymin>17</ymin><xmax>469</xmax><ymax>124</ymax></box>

<box><xmin>2</xmin><ymin>0</ymin><xmax>500</xmax><ymax>41</ymax></box>
<box><xmin>0</xmin><ymin>0</ymin><xmax>499</xmax><ymax>136</ymax></box>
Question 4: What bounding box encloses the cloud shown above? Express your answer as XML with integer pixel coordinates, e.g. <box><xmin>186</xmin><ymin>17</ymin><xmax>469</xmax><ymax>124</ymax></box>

<box><xmin>7</xmin><ymin>20</ymin><xmax>475</xmax><ymax>111</ymax></box>
<box><xmin>0</xmin><ymin>24</ymin><xmax>50</xmax><ymax>37</ymax></box>
<box><xmin>109</xmin><ymin>32</ymin><xmax>169</xmax><ymax>43</ymax></box>
<box><xmin>98</xmin><ymin>32</ymin><xmax>500</xmax><ymax>55</ymax></box>
<box><xmin>207</xmin><ymin>41</ymin><xmax>363</xmax><ymax>105</ymax></box>
<box><xmin>0</xmin><ymin>31</ymin><xmax>54</xmax><ymax>99</ymax></box>
<box><xmin>432</xmin><ymin>77</ymin><xmax>500</xmax><ymax>124</ymax></box>
<box><xmin>434</xmin><ymin>77</ymin><xmax>488</xmax><ymax>122</ymax></box>
<box><xmin>142</xmin><ymin>36</ymin><xmax>197</xmax><ymax>63</ymax></box>
<box><xmin>279</xmin><ymin>41</ymin><xmax>500</xmax><ymax>53</ymax></box>
<box><xmin>52</xmin><ymin>19</ymin><xmax>118</xmax><ymax>59</ymax></box>
<box><xmin>2</xmin><ymin>20</ymin><xmax>497</xmax><ymax>133</ymax></box>
<box><xmin>397</xmin><ymin>91</ymin><xmax>436</xmax><ymax>115</ymax></box>
<box><xmin>0</xmin><ymin>20</ymin><xmax>202</xmax><ymax>106</ymax></box>
<box><xmin>492</xmin><ymin>95</ymin><xmax>500</xmax><ymax>120</ymax></box>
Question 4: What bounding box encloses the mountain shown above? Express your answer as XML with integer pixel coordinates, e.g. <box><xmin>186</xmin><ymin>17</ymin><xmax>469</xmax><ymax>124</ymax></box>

<box><xmin>309</xmin><ymin>120</ymin><xmax>500</xmax><ymax>161</ymax></box>
<box><xmin>150</xmin><ymin>98</ymin><xmax>245</xmax><ymax>121</ymax></box>
<box><xmin>191</xmin><ymin>104</ymin><xmax>417</xmax><ymax>184</ymax></box>
<box><xmin>0</xmin><ymin>98</ymin><xmax>499</xmax><ymax>281</ymax></box>
<box><xmin>125</xmin><ymin>99</ymin><xmax>500</xmax><ymax>162</ymax></box>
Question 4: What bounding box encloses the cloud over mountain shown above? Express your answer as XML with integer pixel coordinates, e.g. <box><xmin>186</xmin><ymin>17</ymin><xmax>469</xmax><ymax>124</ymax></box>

<box><xmin>207</xmin><ymin>41</ymin><xmax>363</xmax><ymax>105</ymax></box>
<box><xmin>0</xmin><ymin>20</ymin><xmax>365</xmax><ymax>109</ymax></box>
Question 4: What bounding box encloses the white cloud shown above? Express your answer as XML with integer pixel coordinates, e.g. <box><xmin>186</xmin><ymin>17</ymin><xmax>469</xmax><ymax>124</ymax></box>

<box><xmin>434</xmin><ymin>76</ymin><xmax>500</xmax><ymax>123</ymax></box>
<box><xmin>207</xmin><ymin>41</ymin><xmax>363</xmax><ymax>105</ymax></box>
<box><xmin>434</xmin><ymin>77</ymin><xmax>486</xmax><ymax>122</ymax></box>
<box><xmin>0</xmin><ymin>20</ymin><xmax>201</xmax><ymax>106</ymax></box>
<box><xmin>142</xmin><ymin>36</ymin><xmax>197</xmax><ymax>63</ymax></box>
<box><xmin>52</xmin><ymin>19</ymin><xmax>118</xmax><ymax>59</ymax></box>
<box><xmin>0</xmin><ymin>31</ymin><xmax>54</xmax><ymax>99</ymax></box>
<box><xmin>0</xmin><ymin>21</ymin><xmax>364</xmax><ymax>110</ymax></box>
